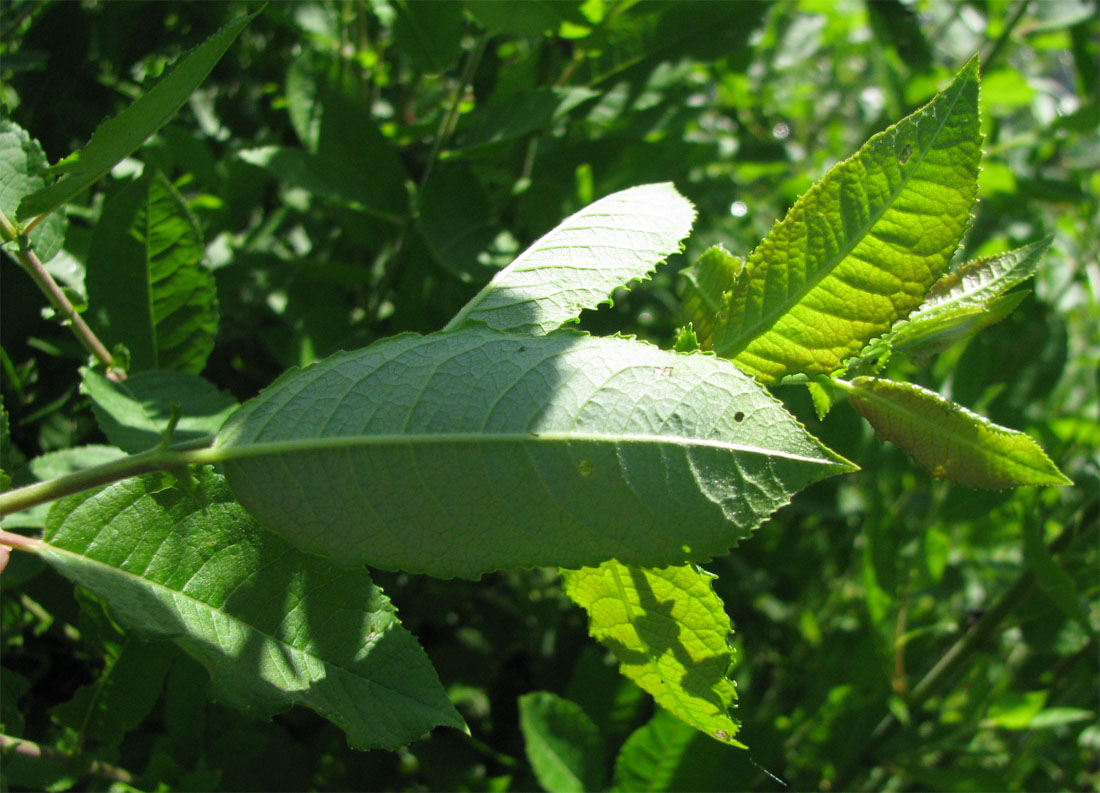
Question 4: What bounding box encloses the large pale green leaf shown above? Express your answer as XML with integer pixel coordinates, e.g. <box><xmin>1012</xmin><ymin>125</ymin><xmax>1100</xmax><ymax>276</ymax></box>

<box><xmin>841</xmin><ymin>377</ymin><xmax>1071</xmax><ymax>488</ymax></box>
<box><xmin>561</xmin><ymin>561</ymin><xmax>743</xmax><ymax>747</ymax></box>
<box><xmin>17</xmin><ymin>9</ymin><xmax>260</xmax><ymax>221</ymax></box>
<box><xmin>444</xmin><ymin>184</ymin><xmax>695</xmax><ymax>335</ymax></box>
<box><xmin>885</xmin><ymin>237</ymin><xmax>1052</xmax><ymax>357</ymax></box>
<box><xmin>85</xmin><ymin>171</ymin><xmax>218</xmax><ymax>374</ymax></box>
<box><xmin>216</xmin><ymin>328</ymin><xmax>854</xmax><ymax>579</ymax></box>
<box><xmin>710</xmin><ymin>57</ymin><xmax>982</xmax><ymax>384</ymax></box>
<box><xmin>80</xmin><ymin>367</ymin><xmax>237</xmax><ymax>454</ymax></box>
<box><xmin>38</xmin><ymin>469</ymin><xmax>465</xmax><ymax>751</ymax></box>
<box><xmin>0</xmin><ymin>119</ymin><xmax>66</xmax><ymax>262</ymax></box>
<box><xmin>518</xmin><ymin>692</ymin><xmax>605</xmax><ymax>793</ymax></box>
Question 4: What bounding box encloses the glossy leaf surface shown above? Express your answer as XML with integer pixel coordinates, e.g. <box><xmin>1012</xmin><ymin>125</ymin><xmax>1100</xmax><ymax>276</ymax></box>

<box><xmin>40</xmin><ymin>470</ymin><xmax>465</xmax><ymax>750</ymax></box>
<box><xmin>217</xmin><ymin>328</ymin><xmax>853</xmax><ymax>578</ymax></box>
<box><xmin>561</xmin><ymin>561</ymin><xmax>743</xmax><ymax>747</ymax></box>
<box><xmin>845</xmin><ymin>377</ymin><xmax>1071</xmax><ymax>488</ymax></box>
<box><xmin>711</xmin><ymin>57</ymin><xmax>982</xmax><ymax>383</ymax></box>
<box><xmin>445</xmin><ymin>184</ymin><xmax>695</xmax><ymax>335</ymax></box>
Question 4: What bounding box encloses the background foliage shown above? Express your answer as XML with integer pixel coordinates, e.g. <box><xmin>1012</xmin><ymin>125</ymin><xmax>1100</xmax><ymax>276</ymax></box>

<box><xmin>1</xmin><ymin>0</ymin><xmax>1096</xmax><ymax>790</ymax></box>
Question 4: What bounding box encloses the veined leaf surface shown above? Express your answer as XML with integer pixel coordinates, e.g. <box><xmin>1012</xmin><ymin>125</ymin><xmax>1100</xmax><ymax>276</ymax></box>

<box><xmin>711</xmin><ymin>57</ymin><xmax>982</xmax><ymax>384</ymax></box>
<box><xmin>39</xmin><ymin>470</ymin><xmax>465</xmax><ymax>751</ymax></box>
<box><xmin>0</xmin><ymin>119</ymin><xmax>66</xmax><ymax>263</ymax></box>
<box><xmin>886</xmin><ymin>237</ymin><xmax>1051</xmax><ymax>356</ymax></box>
<box><xmin>561</xmin><ymin>561</ymin><xmax>744</xmax><ymax>747</ymax></box>
<box><xmin>85</xmin><ymin>171</ymin><xmax>218</xmax><ymax>373</ymax></box>
<box><xmin>444</xmin><ymin>184</ymin><xmax>695</xmax><ymax>335</ymax></box>
<box><xmin>216</xmin><ymin>328</ymin><xmax>853</xmax><ymax>579</ymax></box>
<box><xmin>843</xmin><ymin>377</ymin><xmax>1071</xmax><ymax>488</ymax></box>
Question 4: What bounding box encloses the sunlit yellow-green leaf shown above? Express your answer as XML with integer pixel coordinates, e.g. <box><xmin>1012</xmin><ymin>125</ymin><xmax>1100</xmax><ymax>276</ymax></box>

<box><xmin>712</xmin><ymin>57</ymin><xmax>982</xmax><ymax>384</ymax></box>
<box><xmin>561</xmin><ymin>561</ymin><xmax>744</xmax><ymax>747</ymax></box>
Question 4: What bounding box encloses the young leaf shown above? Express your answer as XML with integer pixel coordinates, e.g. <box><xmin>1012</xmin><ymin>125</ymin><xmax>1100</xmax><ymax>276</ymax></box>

<box><xmin>711</xmin><ymin>57</ymin><xmax>982</xmax><ymax>384</ymax></box>
<box><xmin>16</xmin><ymin>8</ymin><xmax>261</xmax><ymax>222</ymax></box>
<box><xmin>561</xmin><ymin>561</ymin><xmax>744</xmax><ymax>747</ymax></box>
<box><xmin>216</xmin><ymin>328</ymin><xmax>854</xmax><ymax>578</ymax></box>
<box><xmin>85</xmin><ymin>171</ymin><xmax>218</xmax><ymax>374</ymax></box>
<box><xmin>678</xmin><ymin>244</ymin><xmax>743</xmax><ymax>351</ymax></box>
<box><xmin>0</xmin><ymin>120</ymin><xmax>67</xmax><ymax>262</ymax></box>
<box><xmin>80</xmin><ymin>367</ymin><xmax>237</xmax><ymax>454</ymax></box>
<box><xmin>444</xmin><ymin>183</ymin><xmax>695</xmax><ymax>335</ymax></box>
<box><xmin>518</xmin><ymin>692</ymin><xmax>605</xmax><ymax>793</ymax></box>
<box><xmin>841</xmin><ymin>377</ymin><xmax>1071</xmax><ymax>488</ymax></box>
<box><xmin>38</xmin><ymin>469</ymin><xmax>465</xmax><ymax>751</ymax></box>
<box><xmin>885</xmin><ymin>237</ymin><xmax>1052</xmax><ymax>357</ymax></box>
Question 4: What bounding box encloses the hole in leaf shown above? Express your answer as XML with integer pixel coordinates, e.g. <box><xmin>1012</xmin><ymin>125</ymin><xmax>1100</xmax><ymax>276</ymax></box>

<box><xmin>578</xmin><ymin>459</ymin><xmax>593</xmax><ymax>476</ymax></box>
<box><xmin>898</xmin><ymin>143</ymin><xmax>912</xmax><ymax>164</ymax></box>
<box><xmin>734</xmin><ymin>411</ymin><xmax>745</xmax><ymax>422</ymax></box>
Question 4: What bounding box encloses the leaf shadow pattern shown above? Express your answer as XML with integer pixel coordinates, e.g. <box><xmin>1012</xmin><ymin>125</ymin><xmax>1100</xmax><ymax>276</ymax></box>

<box><xmin>581</xmin><ymin>564</ymin><xmax>736</xmax><ymax>728</ymax></box>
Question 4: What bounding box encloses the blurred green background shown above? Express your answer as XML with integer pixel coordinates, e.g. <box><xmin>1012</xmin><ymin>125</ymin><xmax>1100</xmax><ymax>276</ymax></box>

<box><xmin>1</xmin><ymin>1</ymin><xmax>1096</xmax><ymax>790</ymax></box>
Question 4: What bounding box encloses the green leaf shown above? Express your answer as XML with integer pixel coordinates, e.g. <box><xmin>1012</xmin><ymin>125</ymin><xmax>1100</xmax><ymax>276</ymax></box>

<box><xmin>216</xmin><ymin>328</ymin><xmax>854</xmax><ymax>579</ymax></box>
<box><xmin>466</xmin><ymin>1</ymin><xmax>586</xmax><ymax>36</ymax></box>
<box><xmin>678</xmin><ymin>245</ymin><xmax>743</xmax><ymax>351</ymax></box>
<box><xmin>561</xmin><ymin>561</ymin><xmax>744</xmax><ymax>747</ymax></box>
<box><xmin>80</xmin><ymin>367</ymin><xmax>237</xmax><ymax>454</ymax></box>
<box><xmin>392</xmin><ymin>0</ymin><xmax>465</xmax><ymax>74</ymax></box>
<box><xmin>711</xmin><ymin>57</ymin><xmax>982</xmax><ymax>384</ymax></box>
<box><xmin>418</xmin><ymin>164</ymin><xmax>498</xmax><ymax>282</ymax></box>
<box><xmin>1023</xmin><ymin>520</ymin><xmax>1093</xmax><ymax>635</ymax></box>
<box><xmin>612</xmin><ymin>709</ymin><xmax>701</xmax><ymax>793</ymax></box>
<box><xmin>518</xmin><ymin>692</ymin><xmax>605</xmax><ymax>793</ymax></box>
<box><xmin>51</xmin><ymin>637</ymin><xmax>175</xmax><ymax>750</ymax></box>
<box><xmin>85</xmin><ymin>171</ymin><xmax>218</xmax><ymax>374</ymax></box>
<box><xmin>39</xmin><ymin>469</ymin><xmax>465</xmax><ymax>751</ymax></box>
<box><xmin>0</xmin><ymin>119</ymin><xmax>67</xmax><ymax>262</ymax></box>
<box><xmin>885</xmin><ymin>237</ymin><xmax>1052</xmax><ymax>357</ymax></box>
<box><xmin>16</xmin><ymin>9</ymin><xmax>260</xmax><ymax>221</ymax></box>
<box><xmin>445</xmin><ymin>184</ymin><xmax>695</xmax><ymax>335</ymax></box>
<box><xmin>239</xmin><ymin>90</ymin><xmax>409</xmax><ymax>220</ymax></box>
<box><xmin>842</xmin><ymin>377</ymin><xmax>1071</xmax><ymax>488</ymax></box>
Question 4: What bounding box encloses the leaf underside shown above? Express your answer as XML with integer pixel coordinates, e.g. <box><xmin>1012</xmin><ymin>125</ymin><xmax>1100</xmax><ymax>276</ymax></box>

<box><xmin>445</xmin><ymin>183</ymin><xmax>696</xmax><ymax>336</ymax></box>
<box><xmin>216</xmin><ymin>327</ymin><xmax>853</xmax><ymax>579</ymax></box>
<box><xmin>561</xmin><ymin>561</ymin><xmax>744</xmax><ymax>747</ymax></box>
<box><xmin>40</xmin><ymin>470</ymin><xmax>465</xmax><ymax>751</ymax></box>
<box><xmin>846</xmin><ymin>377</ymin><xmax>1071</xmax><ymax>488</ymax></box>
<box><xmin>710</xmin><ymin>56</ymin><xmax>982</xmax><ymax>384</ymax></box>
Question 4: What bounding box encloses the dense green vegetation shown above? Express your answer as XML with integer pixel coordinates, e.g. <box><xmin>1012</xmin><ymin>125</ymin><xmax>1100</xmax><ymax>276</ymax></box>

<box><xmin>1</xmin><ymin>2</ymin><xmax>1096</xmax><ymax>791</ymax></box>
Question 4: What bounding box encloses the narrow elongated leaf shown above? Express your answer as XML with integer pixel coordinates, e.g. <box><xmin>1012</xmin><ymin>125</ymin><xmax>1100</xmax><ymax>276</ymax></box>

<box><xmin>444</xmin><ymin>184</ymin><xmax>695</xmax><ymax>335</ymax></box>
<box><xmin>85</xmin><ymin>171</ymin><xmax>218</xmax><ymax>373</ymax></box>
<box><xmin>217</xmin><ymin>328</ymin><xmax>854</xmax><ymax>579</ymax></box>
<box><xmin>679</xmin><ymin>245</ymin><xmax>743</xmax><ymax>350</ymax></box>
<box><xmin>711</xmin><ymin>57</ymin><xmax>982</xmax><ymax>384</ymax></box>
<box><xmin>843</xmin><ymin>377</ymin><xmax>1071</xmax><ymax>488</ymax></box>
<box><xmin>885</xmin><ymin>237</ymin><xmax>1051</xmax><ymax>356</ymax></box>
<box><xmin>39</xmin><ymin>470</ymin><xmax>465</xmax><ymax>751</ymax></box>
<box><xmin>561</xmin><ymin>561</ymin><xmax>743</xmax><ymax>746</ymax></box>
<box><xmin>17</xmin><ymin>9</ymin><xmax>260</xmax><ymax>221</ymax></box>
<box><xmin>0</xmin><ymin>119</ymin><xmax>66</xmax><ymax>262</ymax></box>
<box><xmin>518</xmin><ymin>692</ymin><xmax>605</xmax><ymax>793</ymax></box>
<box><xmin>80</xmin><ymin>367</ymin><xmax>237</xmax><ymax>454</ymax></box>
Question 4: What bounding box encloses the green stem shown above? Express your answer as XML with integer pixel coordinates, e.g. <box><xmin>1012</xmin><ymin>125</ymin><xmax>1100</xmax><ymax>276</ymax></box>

<box><xmin>0</xmin><ymin>208</ymin><xmax>122</xmax><ymax>378</ymax></box>
<box><xmin>0</xmin><ymin>437</ymin><xmax>217</xmax><ymax>518</ymax></box>
<box><xmin>982</xmin><ymin>0</ymin><xmax>1031</xmax><ymax>73</ymax></box>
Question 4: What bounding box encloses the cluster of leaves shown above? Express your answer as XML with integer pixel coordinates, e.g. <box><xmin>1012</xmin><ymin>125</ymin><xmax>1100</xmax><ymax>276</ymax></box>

<box><xmin>1</xmin><ymin>2</ymin><xmax>1097</xmax><ymax>791</ymax></box>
